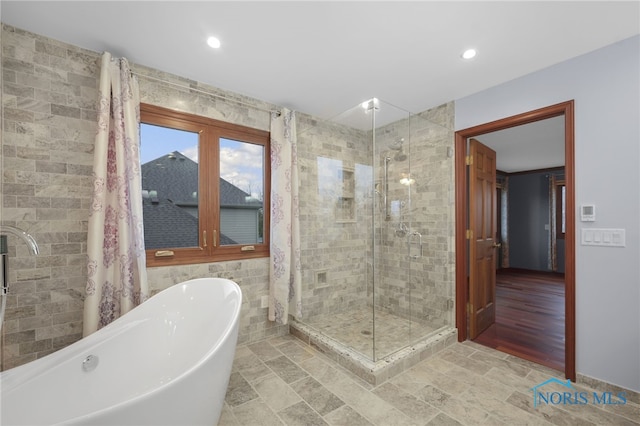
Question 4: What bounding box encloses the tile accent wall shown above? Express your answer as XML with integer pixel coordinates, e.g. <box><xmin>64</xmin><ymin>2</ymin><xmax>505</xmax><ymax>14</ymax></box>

<box><xmin>296</xmin><ymin>115</ymin><xmax>372</xmax><ymax>320</ymax></box>
<box><xmin>1</xmin><ymin>24</ymin><xmax>98</xmax><ymax>370</ymax></box>
<box><xmin>1</xmin><ymin>24</ymin><xmax>454</xmax><ymax>371</ymax></box>
<box><xmin>0</xmin><ymin>25</ymin><xmax>286</xmax><ymax>370</ymax></box>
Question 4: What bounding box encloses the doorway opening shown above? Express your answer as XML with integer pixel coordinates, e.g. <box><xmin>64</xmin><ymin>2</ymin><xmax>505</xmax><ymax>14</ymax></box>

<box><xmin>454</xmin><ymin>100</ymin><xmax>576</xmax><ymax>381</ymax></box>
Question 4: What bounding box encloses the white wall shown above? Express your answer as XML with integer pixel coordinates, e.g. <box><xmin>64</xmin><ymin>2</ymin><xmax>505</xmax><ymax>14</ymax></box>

<box><xmin>455</xmin><ymin>35</ymin><xmax>640</xmax><ymax>392</ymax></box>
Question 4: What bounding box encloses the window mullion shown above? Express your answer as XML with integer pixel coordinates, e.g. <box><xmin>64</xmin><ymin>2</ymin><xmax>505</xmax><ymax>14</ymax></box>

<box><xmin>208</xmin><ymin>126</ymin><xmax>222</xmax><ymax>255</ymax></box>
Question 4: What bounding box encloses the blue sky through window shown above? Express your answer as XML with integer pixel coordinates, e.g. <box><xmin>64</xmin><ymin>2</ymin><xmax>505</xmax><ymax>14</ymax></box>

<box><xmin>140</xmin><ymin>123</ymin><xmax>264</xmax><ymax>200</ymax></box>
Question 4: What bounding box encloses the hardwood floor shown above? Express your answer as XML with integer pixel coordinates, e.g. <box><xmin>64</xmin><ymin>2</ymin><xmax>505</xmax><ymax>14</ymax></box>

<box><xmin>473</xmin><ymin>269</ymin><xmax>565</xmax><ymax>371</ymax></box>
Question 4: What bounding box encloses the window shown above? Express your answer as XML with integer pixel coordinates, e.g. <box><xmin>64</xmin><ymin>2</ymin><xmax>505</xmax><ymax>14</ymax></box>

<box><xmin>140</xmin><ymin>103</ymin><xmax>270</xmax><ymax>266</ymax></box>
<box><xmin>555</xmin><ymin>181</ymin><xmax>566</xmax><ymax>239</ymax></box>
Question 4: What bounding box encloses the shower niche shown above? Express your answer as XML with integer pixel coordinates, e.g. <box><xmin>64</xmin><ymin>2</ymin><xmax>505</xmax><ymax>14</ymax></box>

<box><xmin>336</xmin><ymin>165</ymin><xmax>355</xmax><ymax>222</ymax></box>
<box><xmin>294</xmin><ymin>98</ymin><xmax>457</xmax><ymax>384</ymax></box>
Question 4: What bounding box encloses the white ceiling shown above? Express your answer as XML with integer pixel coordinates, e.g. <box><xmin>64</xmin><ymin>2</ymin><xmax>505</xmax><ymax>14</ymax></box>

<box><xmin>1</xmin><ymin>1</ymin><xmax>638</xmax><ymax>171</ymax></box>
<box><xmin>475</xmin><ymin>116</ymin><xmax>565</xmax><ymax>173</ymax></box>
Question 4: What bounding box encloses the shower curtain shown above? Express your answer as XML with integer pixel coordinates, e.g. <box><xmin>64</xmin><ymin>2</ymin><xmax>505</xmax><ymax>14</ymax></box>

<box><xmin>83</xmin><ymin>52</ymin><xmax>148</xmax><ymax>336</ymax></box>
<box><xmin>268</xmin><ymin>109</ymin><xmax>302</xmax><ymax>324</ymax></box>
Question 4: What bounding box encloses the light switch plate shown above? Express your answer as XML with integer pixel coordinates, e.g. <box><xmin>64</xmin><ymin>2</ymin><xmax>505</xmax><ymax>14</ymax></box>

<box><xmin>581</xmin><ymin>228</ymin><xmax>625</xmax><ymax>247</ymax></box>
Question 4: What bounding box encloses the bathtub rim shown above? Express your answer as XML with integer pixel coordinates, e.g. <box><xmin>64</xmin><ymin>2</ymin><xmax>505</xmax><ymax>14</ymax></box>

<box><xmin>1</xmin><ymin>277</ymin><xmax>242</xmax><ymax>425</ymax></box>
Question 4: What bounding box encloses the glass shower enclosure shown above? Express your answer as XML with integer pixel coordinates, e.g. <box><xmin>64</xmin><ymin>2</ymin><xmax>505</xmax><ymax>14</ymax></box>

<box><xmin>296</xmin><ymin>98</ymin><xmax>454</xmax><ymax>363</ymax></box>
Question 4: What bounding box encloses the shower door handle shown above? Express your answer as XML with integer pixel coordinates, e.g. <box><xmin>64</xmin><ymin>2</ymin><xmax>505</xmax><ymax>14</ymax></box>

<box><xmin>408</xmin><ymin>231</ymin><xmax>423</xmax><ymax>260</ymax></box>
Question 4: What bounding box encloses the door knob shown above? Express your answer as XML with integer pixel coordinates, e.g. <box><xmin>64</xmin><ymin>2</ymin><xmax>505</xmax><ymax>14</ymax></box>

<box><xmin>492</xmin><ymin>242</ymin><xmax>502</xmax><ymax>248</ymax></box>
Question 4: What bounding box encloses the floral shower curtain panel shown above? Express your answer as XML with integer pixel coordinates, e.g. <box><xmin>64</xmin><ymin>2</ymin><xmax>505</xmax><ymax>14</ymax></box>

<box><xmin>83</xmin><ymin>52</ymin><xmax>148</xmax><ymax>336</ymax></box>
<box><xmin>269</xmin><ymin>109</ymin><xmax>302</xmax><ymax>324</ymax></box>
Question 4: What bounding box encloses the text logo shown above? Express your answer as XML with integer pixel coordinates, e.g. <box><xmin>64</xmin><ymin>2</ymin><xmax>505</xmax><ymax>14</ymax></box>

<box><xmin>531</xmin><ymin>378</ymin><xmax>626</xmax><ymax>408</ymax></box>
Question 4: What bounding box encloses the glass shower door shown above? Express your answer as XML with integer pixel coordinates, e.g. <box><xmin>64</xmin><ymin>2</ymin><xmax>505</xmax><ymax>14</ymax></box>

<box><xmin>296</xmin><ymin>97</ymin><xmax>454</xmax><ymax>364</ymax></box>
<box><xmin>370</xmin><ymin>101</ymin><xmax>417</xmax><ymax>361</ymax></box>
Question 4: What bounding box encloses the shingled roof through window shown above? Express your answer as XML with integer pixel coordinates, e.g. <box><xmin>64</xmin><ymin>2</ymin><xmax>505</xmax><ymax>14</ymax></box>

<box><xmin>141</xmin><ymin>150</ymin><xmax>259</xmax><ymax>249</ymax></box>
<box><xmin>141</xmin><ymin>150</ymin><xmax>262</xmax><ymax>208</ymax></box>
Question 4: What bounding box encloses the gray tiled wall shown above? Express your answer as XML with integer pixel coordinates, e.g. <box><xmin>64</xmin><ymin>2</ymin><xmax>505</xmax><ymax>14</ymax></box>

<box><xmin>374</xmin><ymin>104</ymin><xmax>456</xmax><ymax>329</ymax></box>
<box><xmin>0</xmin><ymin>24</ymin><xmax>286</xmax><ymax>370</ymax></box>
<box><xmin>1</xmin><ymin>24</ymin><xmax>455</xmax><ymax>371</ymax></box>
<box><xmin>296</xmin><ymin>114</ymin><xmax>372</xmax><ymax>320</ymax></box>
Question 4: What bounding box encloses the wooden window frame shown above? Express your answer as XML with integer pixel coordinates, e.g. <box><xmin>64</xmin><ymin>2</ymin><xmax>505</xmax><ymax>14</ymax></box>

<box><xmin>141</xmin><ymin>103</ymin><xmax>270</xmax><ymax>267</ymax></box>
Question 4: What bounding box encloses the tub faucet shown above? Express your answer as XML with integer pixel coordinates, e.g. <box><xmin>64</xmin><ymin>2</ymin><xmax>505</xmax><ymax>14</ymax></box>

<box><xmin>0</xmin><ymin>225</ymin><xmax>40</xmax><ymax>296</ymax></box>
<box><xmin>0</xmin><ymin>225</ymin><xmax>39</xmax><ymax>256</ymax></box>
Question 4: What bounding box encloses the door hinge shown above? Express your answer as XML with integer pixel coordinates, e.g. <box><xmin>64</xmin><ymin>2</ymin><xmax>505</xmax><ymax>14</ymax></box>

<box><xmin>466</xmin><ymin>229</ymin><xmax>473</xmax><ymax>239</ymax></box>
<box><xmin>465</xmin><ymin>155</ymin><xmax>473</xmax><ymax>166</ymax></box>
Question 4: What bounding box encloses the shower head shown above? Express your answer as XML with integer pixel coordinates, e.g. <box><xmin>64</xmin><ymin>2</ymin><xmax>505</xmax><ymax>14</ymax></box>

<box><xmin>390</xmin><ymin>138</ymin><xmax>406</xmax><ymax>161</ymax></box>
<box><xmin>394</xmin><ymin>151</ymin><xmax>407</xmax><ymax>162</ymax></box>
<box><xmin>390</xmin><ymin>138</ymin><xmax>404</xmax><ymax>151</ymax></box>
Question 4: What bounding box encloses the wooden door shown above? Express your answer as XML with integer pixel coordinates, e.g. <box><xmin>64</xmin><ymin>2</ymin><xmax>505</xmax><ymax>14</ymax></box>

<box><xmin>468</xmin><ymin>138</ymin><xmax>498</xmax><ymax>339</ymax></box>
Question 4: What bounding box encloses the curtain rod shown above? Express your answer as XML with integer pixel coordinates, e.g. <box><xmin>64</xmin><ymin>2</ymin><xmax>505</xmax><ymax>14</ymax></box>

<box><xmin>131</xmin><ymin>71</ymin><xmax>281</xmax><ymax>115</ymax></box>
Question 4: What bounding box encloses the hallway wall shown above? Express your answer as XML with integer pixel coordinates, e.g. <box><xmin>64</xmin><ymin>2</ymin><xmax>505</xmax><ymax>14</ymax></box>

<box><xmin>455</xmin><ymin>35</ymin><xmax>640</xmax><ymax>392</ymax></box>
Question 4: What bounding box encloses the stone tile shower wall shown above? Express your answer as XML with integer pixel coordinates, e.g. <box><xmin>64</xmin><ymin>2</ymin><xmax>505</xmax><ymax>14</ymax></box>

<box><xmin>296</xmin><ymin>103</ymin><xmax>455</xmax><ymax>333</ymax></box>
<box><xmin>296</xmin><ymin>115</ymin><xmax>373</xmax><ymax>320</ymax></box>
<box><xmin>374</xmin><ymin>104</ymin><xmax>456</xmax><ymax>329</ymax></box>
<box><xmin>0</xmin><ymin>25</ymin><xmax>286</xmax><ymax>370</ymax></box>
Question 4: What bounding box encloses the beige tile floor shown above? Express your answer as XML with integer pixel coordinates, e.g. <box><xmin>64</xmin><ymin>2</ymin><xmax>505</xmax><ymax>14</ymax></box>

<box><xmin>302</xmin><ymin>307</ymin><xmax>437</xmax><ymax>360</ymax></box>
<box><xmin>220</xmin><ymin>335</ymin><xmax>640</xmax><ymax>426</ymax></box>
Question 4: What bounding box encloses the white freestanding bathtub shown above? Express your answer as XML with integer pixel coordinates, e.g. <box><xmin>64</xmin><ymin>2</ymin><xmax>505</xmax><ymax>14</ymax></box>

<box><xmin>0</xmin><ymin>277</ymin><xmax>242</xmax><ymax>426</ymax></box>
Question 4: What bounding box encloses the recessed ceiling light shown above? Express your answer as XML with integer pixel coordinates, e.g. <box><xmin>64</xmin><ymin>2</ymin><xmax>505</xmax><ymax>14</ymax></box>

<box><xmin>207</xmin><ymin>36</ymin><xmax>221</xmax><ymax>49</ymax></box>
<box><xmin>461</xmin><ymin>48</ymin><xmax>477</xmax><ymax>60</ymax></box>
